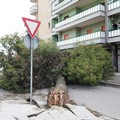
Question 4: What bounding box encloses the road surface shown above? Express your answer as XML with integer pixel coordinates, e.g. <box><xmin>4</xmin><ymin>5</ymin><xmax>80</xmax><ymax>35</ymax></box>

<box><xmin>68</xmin><ymin>85</ymin><xmax>120</xmax><ymax>119</ymax></box>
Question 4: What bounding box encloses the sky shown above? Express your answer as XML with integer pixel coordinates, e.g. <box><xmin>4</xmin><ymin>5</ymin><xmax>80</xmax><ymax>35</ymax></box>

<box><xmin>0</xmin><ymin>0</ymin><xmax>34</xmax><ymax>38</ymax></box>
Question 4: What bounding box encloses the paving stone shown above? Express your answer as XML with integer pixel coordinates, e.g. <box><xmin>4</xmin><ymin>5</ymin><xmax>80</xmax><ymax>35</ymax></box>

<box><xmin>0</xmin><ymin>112</ymin><xmax>16</xmax><ymax>120</ymax></box>
<box><xmin>0</xmin><ymin>100</ymin><xmax>41</xmax><ymax>119</ymax></box>
<box><xmin>66</xmin><ymin>104</ymin><xmax>98</xmax><ymax>120</ymax></box>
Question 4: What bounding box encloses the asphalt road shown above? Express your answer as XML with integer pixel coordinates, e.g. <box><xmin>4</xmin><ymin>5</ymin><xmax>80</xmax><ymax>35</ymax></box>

<box><xmin>68</xmin><ymin>85</ymin><xmax>120</xmax><ymax>119</ymax></box>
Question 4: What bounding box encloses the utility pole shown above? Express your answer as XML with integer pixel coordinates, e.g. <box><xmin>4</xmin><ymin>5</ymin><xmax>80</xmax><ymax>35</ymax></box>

<box><xmin>105</xmin><ymin>0</ymin><xmax>108</xmax><ymax>44</ymax></box>
<box><xmin>104</xmin><ymin>0</ymin><xmax>118</xmax><ymax>72</ymax></box>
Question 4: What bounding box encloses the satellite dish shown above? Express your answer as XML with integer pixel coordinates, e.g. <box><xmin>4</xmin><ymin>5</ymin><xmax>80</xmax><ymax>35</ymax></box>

<box><xmin>24</xmin><ymin>34</ymin><xmax>39</xmax><ymax>49</ymax></box>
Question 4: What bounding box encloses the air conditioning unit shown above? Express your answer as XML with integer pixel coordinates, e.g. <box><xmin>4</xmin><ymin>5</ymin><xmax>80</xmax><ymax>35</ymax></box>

<box><xmin>111</xmin><ymin>15</ymin><xmax>117</xmax><ymax>22</ymax></box>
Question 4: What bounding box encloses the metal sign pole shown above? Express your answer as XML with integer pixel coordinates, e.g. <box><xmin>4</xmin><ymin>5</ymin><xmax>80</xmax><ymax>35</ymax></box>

<box><xmin>30</xmin><ymin>38</ymin><xmax>33</xmax><ymax>104</ymax></box>
<box><xmin>24</xmin><ymin>34</ymin><xmax>39</xmax><ymax>104</ymax></box>
<box><xmin>22</xmin><ymin>17</ymin><xmax>40</xmax><ymax>105</ymax></box>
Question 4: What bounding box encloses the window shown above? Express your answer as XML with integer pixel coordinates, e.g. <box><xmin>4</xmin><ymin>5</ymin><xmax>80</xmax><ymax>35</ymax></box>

<box><xmin>87</xmin><ymin>29</ymin><xmax>93</xmax><ymax>34</ymax></box>
<box><xmin>48</xmin><ymin>22</ymin><xmax>50</xmax><ymax>29</ymax></box>
<box><xmin>59</xmin><ymin>0</ymin><xmax>64</xmax><ymax>3</ymax></box>
<box><xmin>64</xmin><ymin>15</ymin><xmax>69</xmax><ymax>20</ymax></box>
<box><xmin>112</xmin><ymin>23</ymin><xmax>118</xmax><ymax>30</ymax></box>
<box><xmin>118</xmin><ymin>22</ymin><xmax>120</xmax><ymax>28</ymax></box>
<box><xmin>101</xmin><ymin>25</ymin><xmax>105</xmax><ymax>31</ymax></box>
<box><xmin>64</xmin><ymin>34</ymin><xmax>69</xmax><ymax>40</ymax></box>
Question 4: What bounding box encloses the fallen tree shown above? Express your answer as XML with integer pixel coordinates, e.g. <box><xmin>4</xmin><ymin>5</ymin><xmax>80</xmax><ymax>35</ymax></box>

<box><xmin>47</xmin><ymin>75</ymin><xmax>70</xmax><ymax>107</ymax></box>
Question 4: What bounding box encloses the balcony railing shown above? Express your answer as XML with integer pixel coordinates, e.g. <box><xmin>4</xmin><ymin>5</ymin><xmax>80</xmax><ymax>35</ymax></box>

<box><xmin>108</xmin><ymin>0</ymin><xmax>120</xmax><ymax>10</ymax></box>
<box><xmin>109</xmin><ymin>28</ymin><xmax>120</xmax><ymax>37</ymax></box>
<box><xmin>30</xmin><ymin>5</ymin><xmax>38</xmax><ymax>15</ymax></box>
<box><xmin>52</xmin><ymin>0</ymin><xmax>72</xmax><ymax>11</ymax></box>
<box><xmin>57</xmin><ymin>31</ymin><xmax>105</xmax><ymax>49</ymax></box>
<box><xmin>55</xmin><ymin>4</ymin><xmax>105</xmax><ymax>28</ymax></box>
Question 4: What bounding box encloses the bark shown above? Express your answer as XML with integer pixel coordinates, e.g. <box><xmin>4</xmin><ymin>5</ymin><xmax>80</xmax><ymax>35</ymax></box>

<box><xmin>47</xmin><ymin>75</ymin><xmax>70</xmax><ymax>107</ymax></box>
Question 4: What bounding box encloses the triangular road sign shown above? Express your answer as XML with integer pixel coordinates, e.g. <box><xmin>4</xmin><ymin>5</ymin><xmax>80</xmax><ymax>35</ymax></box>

<box><xmin>22</xmin><ymin>17</ymin><xmax>41</xmax><ymax>38</ymax></box>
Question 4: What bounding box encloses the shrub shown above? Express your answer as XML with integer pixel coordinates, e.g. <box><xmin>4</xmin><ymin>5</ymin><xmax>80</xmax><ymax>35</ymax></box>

<box><xmin>62</xmin><ymin>44</ymin><xmax>114</xmax><ymax>86</ymax></box>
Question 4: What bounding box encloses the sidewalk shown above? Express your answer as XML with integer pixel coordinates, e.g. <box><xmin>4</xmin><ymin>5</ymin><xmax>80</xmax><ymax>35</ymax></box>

<box><xmin>100</xmin><ymin>73</ymin><xmax>120</xmax><ymax>88</ymax></box>
<box><xmin>0</xmin><ymin>88</ymin><xmax>117</xmax><ymax>120</ymax></box>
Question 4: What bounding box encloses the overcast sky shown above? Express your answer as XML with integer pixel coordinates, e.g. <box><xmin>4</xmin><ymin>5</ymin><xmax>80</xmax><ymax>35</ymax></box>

<box><xmin>0</xmin><ymin>0</ymin><xmax>34</xmax><ymax>38</ymax></box>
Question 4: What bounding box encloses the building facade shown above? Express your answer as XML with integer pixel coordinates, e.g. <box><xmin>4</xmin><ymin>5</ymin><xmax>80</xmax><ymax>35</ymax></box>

<box><xmin>30</xmin><ymin>0</ymin><xmax>53</xmax><ymax>40</ymax></box>
<box><xmin>30</xmin><ymin>0</ymin><xmax>120</xmax><ymax>72</ymax></box>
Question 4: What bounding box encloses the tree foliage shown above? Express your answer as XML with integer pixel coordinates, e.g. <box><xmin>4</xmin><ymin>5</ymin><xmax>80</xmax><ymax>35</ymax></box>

<box><xmin>0</xmin><ymin>33</ymin><xmax>30</xmax><ymax>92</ymax></box>
<box><xmin>0</xmin><ymin>34</ymin><xmax>62</xmax><ymax>93</ymax></box>
<box><xmin>0</xmin><ymin>33</ymin><xmax>114</xmax><ymax>92</ymax></box>
<box><xmin>62</xmin><ymin>44</ymin><xmax>114</xmax><ymax>85</ymax></box>
<box><xmin>32</xmin><ymin>41</ymin><xmax>62</xmax><ymax>89</ymax></box>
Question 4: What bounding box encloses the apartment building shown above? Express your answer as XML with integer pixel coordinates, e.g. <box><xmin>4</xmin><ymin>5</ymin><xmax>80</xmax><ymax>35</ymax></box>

<box><xmin>30</xmin><ymin>0</ymin><xmax>120</xmax><ymax>72</ymax></box>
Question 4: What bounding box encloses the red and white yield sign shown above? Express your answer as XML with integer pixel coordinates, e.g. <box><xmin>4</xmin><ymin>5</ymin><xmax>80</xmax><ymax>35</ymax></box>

<box><xmin>22</xmin><ymin>17</ymin><xmax>41</xmax><ymax>38</ymax></box>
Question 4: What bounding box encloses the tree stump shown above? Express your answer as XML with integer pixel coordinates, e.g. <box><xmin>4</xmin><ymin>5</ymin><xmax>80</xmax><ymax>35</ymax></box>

<box><xmin>47</xmin><ymin>75</ymin><xmax>70</xmax><ymax>107</ymax></box>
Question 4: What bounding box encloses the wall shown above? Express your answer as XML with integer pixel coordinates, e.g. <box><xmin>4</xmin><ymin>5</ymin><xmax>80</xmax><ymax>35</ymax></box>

<box><xmin>60</xmin><ymin>8</ymin><xmax>79</xmax><ymax>21</ymax></box>
<box><xmin>78</xmin><ymin>0</ymin><xmax>104</xmax><ymax>12</ymax></box>
<box><xmin>79</xmin><ymin>21</ymin><xmax>105</xmax><ymax>35</ymax></box>
<box><xmin>59</xmin><ymin>21</ymin><xmax>105</xmax><ymax>41</ymax></box>
<box><xmin>37</xmin><ymin>0</ymin><xmax>53</xmax><ymax>39</ymax></box>
<box><xmin>60</xmin><ymin>28</ymin><xmax>77</xmax><ymax>40</ymax></box>
<box><xmin>59</xmin><ymin>0</ymin><xmax>104</xmax><ymax>21</ymax></box>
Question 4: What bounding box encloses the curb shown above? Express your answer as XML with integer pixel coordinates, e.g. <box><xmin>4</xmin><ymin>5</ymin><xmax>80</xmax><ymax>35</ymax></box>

<box><xmin>100</xmin><ymin>81</ymin><xmax>120</xmax><ymax>88</ymax></box>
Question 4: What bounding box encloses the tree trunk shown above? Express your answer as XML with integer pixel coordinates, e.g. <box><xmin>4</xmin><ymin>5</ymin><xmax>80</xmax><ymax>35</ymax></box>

<box><xmin>47</xmin><ymin>75</ymin><xmax>70</xmax><ymax>107</ymax></box>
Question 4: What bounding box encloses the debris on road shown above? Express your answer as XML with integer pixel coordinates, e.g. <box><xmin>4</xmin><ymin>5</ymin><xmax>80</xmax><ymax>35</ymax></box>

<box><xmin>0</xmin><ymin>88</ymin><xmax>117</xmax><ymax>120</ymax></box>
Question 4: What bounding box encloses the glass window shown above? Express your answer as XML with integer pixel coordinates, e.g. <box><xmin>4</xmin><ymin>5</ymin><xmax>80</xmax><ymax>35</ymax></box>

<box><xmin>87</xmin><ymin>29</ymin><xmax>93</xmax><ymax>34</ymax></box>
<box><xmin>64</xmin><ymin>34</ymin><xmax>69</xmax><ymax>40</ymax></box>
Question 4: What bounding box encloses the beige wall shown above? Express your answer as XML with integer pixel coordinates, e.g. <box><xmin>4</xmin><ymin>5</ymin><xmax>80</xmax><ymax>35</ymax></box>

<box><xmin>36</xmin><ymin>0</ymin><xmax>53</xmax><ymax>40</ymax></box>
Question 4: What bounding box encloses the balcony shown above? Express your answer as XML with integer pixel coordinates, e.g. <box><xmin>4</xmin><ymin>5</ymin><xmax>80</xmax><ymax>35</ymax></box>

<box><xmin>30</xmin><ymin>0</ymin><xmax>36</xmax><ymax>3</ymax></box>
<box><xmin>108</xmin><ymin>0</ymin><xmax>120</xmax><ymax>16</ymax></box>
<box><xmin>30</xmin><ymin>5</ymin><xmax>38</xmax><ymax>15</ymax></box>
<box><xmin>52</xmin><ymin>0</ymin><xmax>79</xmax><ymax>15</ymax></box>
<box><xmin>109</xmin><ymin>28</ymin><xmax>120</xmax><ymax>37</ymax></box>
<box><xmin>108</xmin><ymin>0</ymin><xmax>120</xmax><ymax>10</ymax></box>
<box><xmin>57</xmin><ymin>31</ymin><xmax>105</xmax><ymax>50</ymax></box>
<box><xmin>55</xmin><ymin>4</ymin><xmax>105</xmax><ymax>32</ymax></box>
<box><xmin>108</xmin><ymin>28</ymin><xmax>120</xmax><ymax>43</ymax></box>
